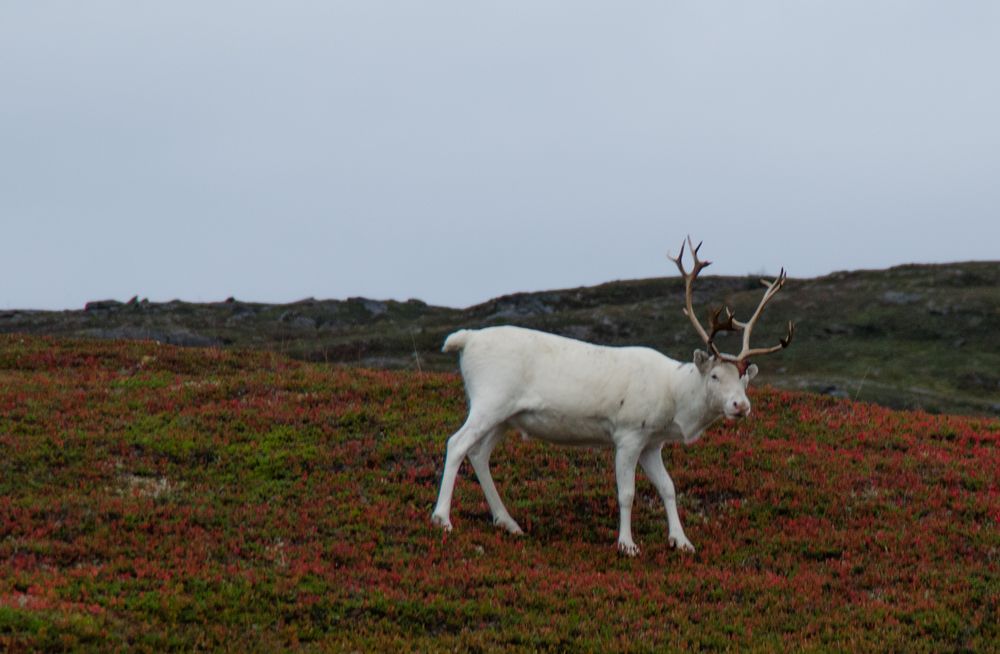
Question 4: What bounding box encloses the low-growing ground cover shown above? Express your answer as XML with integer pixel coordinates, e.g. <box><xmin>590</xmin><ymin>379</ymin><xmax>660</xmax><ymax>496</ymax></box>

<box><xmin>0</xmin><ymin>334</ymin><xmax>996</xmax><ymax>651</ymax></box>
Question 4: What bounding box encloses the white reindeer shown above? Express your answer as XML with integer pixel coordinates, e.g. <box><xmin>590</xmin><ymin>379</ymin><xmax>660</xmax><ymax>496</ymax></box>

<box><xmin>431</xmin><ymin>238</ymin><xmax>794</xmax><ymax>555</ymax></box>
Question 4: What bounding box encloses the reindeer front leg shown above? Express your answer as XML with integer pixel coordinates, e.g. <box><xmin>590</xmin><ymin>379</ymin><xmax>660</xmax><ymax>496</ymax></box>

<box><xmin>614</xmin><ymin>441</ymin><xmax>644</xmax><ymax>556</ymax></box>
<box><xmin>639</xmin><ymin>445</ymin><xmax>695</xmax><ymax>552</ymax></box>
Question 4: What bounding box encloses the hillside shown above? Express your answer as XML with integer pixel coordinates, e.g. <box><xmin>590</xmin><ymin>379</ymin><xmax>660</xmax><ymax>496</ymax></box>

<box><xmin>2</xmin><ymin>261</ymin><xmax>999</xmax><ymax>416</ymax></box>
<box><xmin>0</xmin><ymin>336</ymin><xmax>997</xmax><ymax>651</ymax></box>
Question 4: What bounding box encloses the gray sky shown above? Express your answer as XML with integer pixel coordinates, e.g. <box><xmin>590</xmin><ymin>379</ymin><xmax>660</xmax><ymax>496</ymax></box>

<box><xmin>2</xmin><ymin>2</ymin><xmax>998</xmax><ymax>310</ymax></box>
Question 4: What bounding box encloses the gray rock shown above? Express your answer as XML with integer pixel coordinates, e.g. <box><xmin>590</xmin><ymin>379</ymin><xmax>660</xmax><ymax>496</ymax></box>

<box><xmin>361</xmin><ymin>299</ymin><xmax>388</xmax><ymax>316</ymax></box>
<box><xmin>488</xmin><ymin>295</ymin><xmax>554</xmax><ymax>319</ymax></box>
<box><xmin>225</xmin><ymin>310</ymin><xmax>256</xmax><ymax>326</ymax></box>
<box><xmin>290</xmin><ymin>316</ymin><xmax>317</xmax><ymax>329</ymax></box>
<box><xmin>926</xmin><ymin>301</ymin><xmax>951</xmax><ymax>316</ymax></box>
<box><xmin>278</xmin><ymin>310</ymin><xmax>317</xmax><ymax>329</ymax></box>
<box><xmin>84</xmin><ymin>300</ymin><xmax>123</xmax><ymax>312</ymax></box>
<box><xmin>882</xmin><ymin>291</ymin><xmax>922</xmax><ymax>305</ymax></box>
<box><xmin>819</xmin><ymin>385</ymin><xmax>849</xmax><ymax>399</ymax></box>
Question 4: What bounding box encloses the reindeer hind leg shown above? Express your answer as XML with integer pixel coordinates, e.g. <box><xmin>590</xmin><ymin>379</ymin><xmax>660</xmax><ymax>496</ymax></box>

<box><xmin>431</xmin><ymin>411</ymin><xmax>502</xmax><ymax>531</ymax></box>
<box><xmin>468</xmin><ymin>426</ymin><xmax>522</xmax><ymax>534</ymax></box>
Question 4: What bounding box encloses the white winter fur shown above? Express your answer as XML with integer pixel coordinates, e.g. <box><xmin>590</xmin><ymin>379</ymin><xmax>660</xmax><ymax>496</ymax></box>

<box><xmin>432</xmin><ymin>325</ymin><xmax>758</xmax><ymax>555</ymax></box>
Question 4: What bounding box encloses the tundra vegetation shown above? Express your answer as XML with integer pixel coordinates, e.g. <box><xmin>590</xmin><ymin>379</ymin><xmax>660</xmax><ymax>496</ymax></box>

<box><xmin>0</xmin><ymin>335</ymin><xmax>996</xmax><ymax>651</ymax></box>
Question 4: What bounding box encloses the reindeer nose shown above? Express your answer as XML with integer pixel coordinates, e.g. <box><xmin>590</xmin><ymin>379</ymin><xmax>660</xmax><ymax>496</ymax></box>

<box><xmin>731</xmin><ymin>399</ymin><xmax>751</xmax><ymax>416</ymax></box>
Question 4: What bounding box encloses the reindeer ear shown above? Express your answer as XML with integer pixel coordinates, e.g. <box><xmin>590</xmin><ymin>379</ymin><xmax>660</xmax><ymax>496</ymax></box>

<box><xmin>742</xmin><ymin>363</ymin><xmax>759</xmax><ymax>381</ymax></box>
<box><xmin>693</xmin><ymin>349</ymin><xmax>713</xmax><ymax>373</ymax></box>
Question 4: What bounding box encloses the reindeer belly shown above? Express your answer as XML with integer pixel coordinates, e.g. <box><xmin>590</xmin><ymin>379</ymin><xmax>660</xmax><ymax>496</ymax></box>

<box><xmin>507</xmin><ymin>410</ymin><xmax>615</xmax><ymax>448</ymax></box>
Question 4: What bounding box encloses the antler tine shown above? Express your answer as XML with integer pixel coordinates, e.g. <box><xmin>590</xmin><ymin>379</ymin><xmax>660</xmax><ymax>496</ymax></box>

<box><xmin>759</xmin><ymin>267</ymin><xmax>788</xmax><ymax>295</ymax></box>
<box><xmin>781</xmin><ymin>321</ymin><xmax>795</xmax><ymax>348</ymax></box>
<box><xmin>667</xmin><ymin>236</ymin><xmax>718</xmax><ymax>356</ymax></box>
<box><xmin>666</xmin><ymin>238</ymin><xmax>687</xmax><ymax>276</ymax></box>
<box><xmin>685</xmin><ymin>235</ymin><xmax>711</xmax><ymax>276</ymax></box>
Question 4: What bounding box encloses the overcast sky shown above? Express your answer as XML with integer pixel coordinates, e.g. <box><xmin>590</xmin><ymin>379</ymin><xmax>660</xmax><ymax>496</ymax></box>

<box><xmin>2</xmin><ymin>2</ymin><xmax>998</xmax><ymax>310</ymax></box>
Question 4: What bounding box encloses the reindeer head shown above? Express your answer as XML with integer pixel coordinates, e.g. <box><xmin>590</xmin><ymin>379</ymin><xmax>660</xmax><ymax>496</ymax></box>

<box><xmin>692</xmin><ymin>349</ymin><xmax>758</xmax><ymax>419</ymax></box>
<box><xmin>669</xmin><ymin>236</ymin><xmax>794</xmax><ymax>420</ymax></box>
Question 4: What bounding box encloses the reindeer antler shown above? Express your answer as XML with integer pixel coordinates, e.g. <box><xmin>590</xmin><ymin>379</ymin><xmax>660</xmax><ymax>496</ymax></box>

<box><xmin>669</xmin><ymin>237</ymin><xmax>794</xmax><ymax>373</ymax></box>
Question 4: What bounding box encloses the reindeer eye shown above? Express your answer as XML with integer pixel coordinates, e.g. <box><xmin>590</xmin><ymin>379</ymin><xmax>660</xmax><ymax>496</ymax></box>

<box><xmin>710</xmin><ymin>373</ymin><xmax>719</xmax><ymax>381</ymax></box>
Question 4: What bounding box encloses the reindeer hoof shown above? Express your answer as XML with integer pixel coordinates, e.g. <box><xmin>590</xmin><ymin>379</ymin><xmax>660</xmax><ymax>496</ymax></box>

<box><xmin>494</xmin><ymin>516</ymin><xmax>524</xmax><ymax>535</ymax></box>
<box><xmin>617</xmin><ymin>540</ymin><xmax>641</xmax><ymax>557</ymax></box>
<box><xmin>431</xmin><ymin>512</ymin><xmax>453</xmax><ymax>532</ymax></box>
<box><xmin>669</xmin><ymin>534</ymin><xmax>695</xmax><ymax>552</ymax></box>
